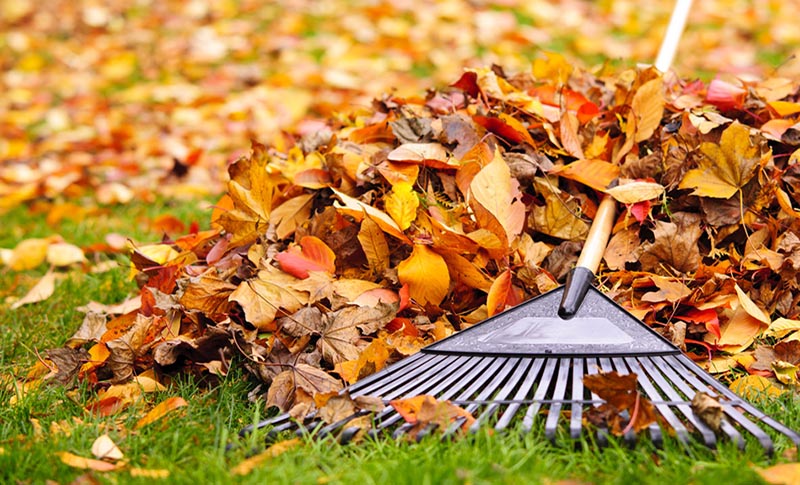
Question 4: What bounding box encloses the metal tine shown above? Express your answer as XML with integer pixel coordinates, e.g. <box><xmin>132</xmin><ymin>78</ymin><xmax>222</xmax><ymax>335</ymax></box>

<box><xmin>544</xmin><ymin>358</ymin><xmax>572</xmax><ymax>441</ymax></box>
<box><xmin>671</xmin><ymin>353</ymin><xmax>800</xmax><ymax>446</ymax></box>
<box><xmin>609</xmin><ymin>357</ymin><xmax>640</xmax><ymax>446</ymax></box>
<box><xmin>662</xmin><ymin>355</ymin><xmax>781</xmax><ymax>451</ymax></box>
<box><xmin>625</xmin><ymin>357</ymin><xmax>689</xmax><ymax>446</ymax></box>
<box><xmin>568</xmin><ymin>358</ymin><xmax>586</xmax><ymax>440</ymax></box>
<box><xmin>374</xmin><ymin>356</ymin><xmax>499</xmax><ymax>431</ymax></box>
<box><xmin>495</xmin><ymin>358</ymin><xmax>546</xmax><ymax>431</ymax></box>
<box><xmin>439</xmin><ymin>357</ymin><xmax>520</xmax><ymax>440</ymax></box>
<box><xmin>522</xmin><ymin>358</ymin><xmax>558</xmax><ymax>432</ymax></box>
<box><xmin>469</xmin><ymin>357</ymin><xmax>529</xmax><ymax>433</ymax></box>
<box><xmin>585</xmin><ymin>357</ymin><xmax>609</xmax><ymax>446</ymax></box>
<box><xmin>351</xmin><ymin>354</ymin><xmax>460</xmax><ymax>397</ymax></box>
<box><xmin>634</xmin><ymin>356</ymin><xmax>717</xmax><ymax>447</ymax></box>
<box><xmin>652</xmin><ymin>355</ymin><xmax>746</xmax><ymax>449</ymax></box>
<box><xmin>240</xmin><ymin>412</ymin><xmax>295</xmax><ymax>436</ymax></box>
<box><xmin>316</xmin><ymin>410</ymin><xmax>371</xmax><ymax>440</ymax></box>
<box><xmin>347</xmin><ymin>352</ymin><xmax>434</xmax><ymax>394</ymax></box>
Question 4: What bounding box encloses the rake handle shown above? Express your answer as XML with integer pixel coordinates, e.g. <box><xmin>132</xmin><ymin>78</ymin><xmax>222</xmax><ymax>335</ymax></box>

<box><xmin>558</xmin><ymin>195</ymin><xmax>616</xmax><ymax>319</ymax></box>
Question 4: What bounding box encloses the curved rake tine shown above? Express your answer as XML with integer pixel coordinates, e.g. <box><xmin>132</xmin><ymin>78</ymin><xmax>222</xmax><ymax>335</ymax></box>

<box><xmin>522</xmin><ymin>358</ymin><xmax>558</xmax><ymax>433</ymax></box>
<box><xmin>469</xmin><ymin>358</ymin><xmax>529</xmax><ymax>433</ymax></box>
<box><xmin>629</xmin><ymin>357</ymin><xmax>692</xmax><ymax>447</ymax></box>
<box><xmin>347</xmin><ymin>352</ymin><xmax>433</xmax><ymax>394</ymax></box>
<box><xmin>569</xmin><ymin>359</ymin><xmax>586</xmax><ymax>440</ymax></box>
<box><xmin>609</xmin><ymin>358</ymin><xmax>639</xmax><ymax>446</ymax></box>
<box><xmin>495</xmin><ymin>358</ymin><xmax>546</xmax><ymax>431</ymax></box>
<box><xmin>544</xmin><ymin>358</ymin><xmax>572</xmax><ymax>441</ymax></box>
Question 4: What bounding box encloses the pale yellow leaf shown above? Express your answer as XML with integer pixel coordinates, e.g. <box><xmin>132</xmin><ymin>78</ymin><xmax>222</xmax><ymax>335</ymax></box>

<box><xmin>11</xmin><ymin>270</ymin><xmax>56</xmax><ymax>309</ymax></box>
<box><xmin>397</xmin><ymin>245</ymin><xmax>449</xmax><ymax>306</ymax></box>
<box><xmin>384</xmin><ymin>182</ymin><xmax>419</xmax><ymax>231</ymax></box>
<box><xmin>729</xmin><ymin>375</ymin><xmax>784</xmax><ymax>401</ymax></box>
<box><xmin>46</xmin><ymin>242</ymin><xmax>86</xmax><ymax>267</ymax></box>
<box><xmin>632</xmin><ymin>78</ymin><xmax>664</xmax><ymax>142</ymax></box>
<box><xmin>764</xmin><ymin>318</ymin><xmax>800</xmax><ymax>339</ymax></box>
<box><xmin>387</xmin><ymin>143</ymin><xmax>448</xmax><ymax>164</ymax></box>
<box><xmin>734</xmin><ymin>284</ymin><xmax>770</xmax><ymax>324</ymax></box>
<box><xmin>606</xmin><ymin>181</ymin><xmax>665</xmax><ymax>204</ymax></box>
<box><xmin>91</xmin><ymin>434</ymin><xmax>124</xmax><ymax>460</ymax></box>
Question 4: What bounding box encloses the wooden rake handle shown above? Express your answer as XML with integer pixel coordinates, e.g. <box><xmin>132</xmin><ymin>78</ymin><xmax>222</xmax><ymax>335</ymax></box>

<box><xmin>558</xmin><ymin>196</ymin><xmax>616</xmax><ymax>319</ymax></box>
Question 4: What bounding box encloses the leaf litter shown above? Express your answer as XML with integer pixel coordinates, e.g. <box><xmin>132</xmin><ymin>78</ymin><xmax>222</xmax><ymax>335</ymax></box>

<box><xmin>4</xmin><ymin>0</ymin><xmax>800</xmax><ymax>446</ymax></box>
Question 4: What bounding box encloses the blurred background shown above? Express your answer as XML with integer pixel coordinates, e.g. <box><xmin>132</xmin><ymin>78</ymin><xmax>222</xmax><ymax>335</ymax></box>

<box><xmin>2</xmin><ymin>0</ymin><xmax>799</xmax><ymax>207</ymax></box>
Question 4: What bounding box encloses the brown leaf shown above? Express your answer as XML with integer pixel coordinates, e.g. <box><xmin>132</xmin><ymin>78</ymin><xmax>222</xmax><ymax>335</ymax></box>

<box><xmin>229</xmin><ymin>269</ymin><xmax>307</xmax><ymax>331</ymax></box>
<box><xmin>638</xmin><ymin>217</ymin><xmax>702</xmax><ymax>274</ymax></box>
<box><xmin>583</xmin><ymin>371</ymin><xmax>657</xmax><ymax>435</ymax></box>
<box><xmin>266</xmin><ymin>364</ymin><xmax>342</xmax><ymax>412</ymax></box>
<box><xmin>604</xmin><ymin>227</ymin><xmax>641</xmax><ymax>270</ymax></box>
<box><xmin>690</xmin><ymin>391</ymin><xmax>724</xmax><ymax>432</ymax></box>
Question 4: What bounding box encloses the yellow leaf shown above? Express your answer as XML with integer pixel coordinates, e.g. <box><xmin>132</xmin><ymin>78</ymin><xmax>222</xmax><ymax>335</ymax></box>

<box><xmin>679</xmin><ymin>121</ymin><xmax>764</xmax><ymax>199</ymax></box>
<box><xmin>397</xmin><ymin>245</ymin><xmax>450</xmax><ymax>306</ymax></box>
<box><xmin>130</xmin><ymin>468</ymin><xmax>171</xmax><ymax>479</ymax></box>
<box><xmin>757</xmin><ymin>463</ymin><xmax>800</xmax><ymax>485</ymax></box>
<box><xmin>332</xmin><ymin>188</ymin><xmax>410</xmax><ymax>243</ymax></box>
<box><xmin>729</xmin><ymin>375</ymin><xmax>784</xmax><ymax>401</ymax></box>
<box><xmin>11</xmin><ymin>270</ymin><xmax>56</xmax><ymax>310</ymax></box>
<box><xmin>8</xmin><ymin>238</ymin><xmax>50</xmax><ymax>271</ymax></box>
<box><xmin>532</xmin><ymin>52</ymin><xmax>573</xmax><ymax>84</ymax></box>
<box><xmin>772</xmin><ymin>361</ymin><xmax>799</xmax><ymax>385</ymax></box>
<box><xmin>530</xmin><ymin>179</ymin><xmax>589</xmax><ymax>241</ymax></box>
<box><xmin>231</xmin><ymin>438</ymin><xmax>302</xmax><ymax>476</ymax></box>
<box><xmin>764</xmin><ymin>318</ymin><xmax>800</xmax><ymax>339</ymax></box>
<box><xmin>632</xmin><ymin>78</ymin><xmax>665</xmax><ymax>143</ymax></box>
<box><xmin>57</xmin><ymin>451</ymin><xmax>118</xmax><ymax>472</ymax></box>
<box><xmin>135</xmin><ymin>396</ymin><xmax>188</xmax><ymax>429</ymax></box>
<box><xmin>229</xmin><ymin>272</ymin><xmax>306</xmax><ymax>331</ymax></box>
<box><xmin>734</xmin><ymin>284</ymin><xmax>771</xmax><ymax>324</ymax></box>
<box><xmin>357</xmin><ymin>216</ymin><xmax>390</xmax><ymax>275</ymax></box>
<box><xmin>469</xmin><ymin>149</ymin><xmax>525</xmax><ymax>243</ymax></box>
<box><xmin>384</xmin><ymin>182</ymin><xmax>419</xmax><ymax>231</ymax></box>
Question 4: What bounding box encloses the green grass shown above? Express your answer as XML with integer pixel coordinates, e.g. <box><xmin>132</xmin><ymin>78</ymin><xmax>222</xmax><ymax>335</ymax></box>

<box><xmin>1</xmin><ymin>200</ymin><xmax>798</xmax><ymax>483</ymax></box>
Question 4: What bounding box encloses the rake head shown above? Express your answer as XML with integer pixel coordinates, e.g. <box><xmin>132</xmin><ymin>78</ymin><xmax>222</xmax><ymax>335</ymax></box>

<box><xmin>242</xmin><ymin>287</ymin><xmax>800</xmax><ymax>453</ymax></box>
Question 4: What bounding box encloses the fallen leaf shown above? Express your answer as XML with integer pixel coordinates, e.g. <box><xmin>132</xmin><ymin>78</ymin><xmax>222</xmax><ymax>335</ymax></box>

<box><xmin>729</xmin><ymin>375</ymin><xmax>784</xmax><ymax>401</ymax></box>
<box><xmin>11</xmin><ymin>270</ymin><xmax>56</xmax><ymax>310</ymax></box>
<box><xmin>57</xmin><ymin>451</ymin><xmax>118</xmax><ymax>472</ymax></box>
<box><xmin>690</xmin><ymin>392</ymin><xmax>723</xmax><ymax>432</ymax></box>
<box><xmin>679</xmin><ymin>121</ymin><xmax>764</xmax><ymax>199</ymax></box>
<box><xmin>46</xmin><ymin>242</ymin><xmax>86</xmax><ymax>267</ymax></box>
<box><xmin>129</xmin><ymin>468</ymin><xmax>171</xmax><ymax>479</ymax></box>
<box><xmin>91</xmin><ymin>434</ymin><xmax>124</xmax><ymax>460</ymax></box>
<box><xmin>231</xmin><ymin>439</ymin><xmax>302</xmax><ymax>476</ymax></box>
<box><xmin>469</xmin><ymin>148</ymin><xmax>525</xmax><ymax>244</ymax></box>
<box><xmin>135</xmin><ymin>396</ymin><xmax>188</xmax><ymax>429</ymax></box>
<box><xmin>631</xmin><ymin>77</ymin><xmax>664</xmax><ymax>143</ymax></box>
<box><xmin>756</xmin><ymin>463</ymin><xmax>800</xmax><ymax>485</ymax></box>
<box><xmin>397</xmin><ymin>245</ymin><xmax>450</xmax><ymax>306</ymax></box>
<box><xmin>384</xmin><ymin>182</ymin><xmax>419</xmax><ymax>231</ymax></box>
<box><xmin>275</xmin><ymin>236</ymin><xmax>336</xmax><ymax>279</ymax></box>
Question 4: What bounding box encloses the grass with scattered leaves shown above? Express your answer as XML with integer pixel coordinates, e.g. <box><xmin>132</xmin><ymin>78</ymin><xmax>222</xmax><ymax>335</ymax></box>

<box><xmin>1</xmin><ymin>199</ymin><xmax>799</xmax><ymax>484</ymax></box>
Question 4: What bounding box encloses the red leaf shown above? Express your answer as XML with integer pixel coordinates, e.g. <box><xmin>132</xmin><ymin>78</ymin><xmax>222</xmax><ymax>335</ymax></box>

<box><xmin>705</xmin><ymin>78</ymin><xmax>746</xmax><ymax>111</ymax></box>
<box><xmin>450</xmin><ymin>71</ymin><xmax>480</xmax><ymax>98</ymax></box>
<box><xmin>676</xmin><ymin>308</ymin><xmax>721</xmax><ymax>340</ymax></box>
<box><xmin>629</xmin><ymin>200</ymin><xmax>651</xmax><ymax>223</ymax></box>
<box><xmin>275</xmin><ymin>236</ymin><xmax>336</xmax><ymax>279</ymax></box>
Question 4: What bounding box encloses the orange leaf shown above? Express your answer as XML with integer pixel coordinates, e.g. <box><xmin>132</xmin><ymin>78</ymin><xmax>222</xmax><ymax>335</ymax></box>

<box><xmin>397</xmin><ymin>245</ymin><xmax>449</xmax><ymax>306</ymax></box>
<box><xmin>469</xmin><ymin>149</ymin><xmax>525</xmax><ymax>243</ymax></box>
<box><xmin>135</xmin><ymin>396</ymin><xmax>188</xmax><ymax>429</ymax></box>
<box><xmin>631</xmin><ymin>78</ymin><xmax>664</xmax><ymax>143</ymax></box>
<box><xmin>231</xmin><ymin>438</ymin><xmax>303</xmax><ymax>476</ymax></box>
<box><xmin>552</xmin><ymin>159</ymin><xmax>620</xmax><ymax>193</ymax></box>
<box><xmin>275</xmin><ymin>236</ymin><xmax>336</xmax><ymax>279</ymax></box>
<box><xmin>487</xmin><ymin>269</ymin><xmax>513</xmax><ymax>317</ymax></box>
<box><xmin>757</xmin><ymin>463</ymin><xmax>800</xmax><ymax>485</ymax></box>
<box><xmin>57</xmin><ymin>451</ymin><xmax>118</xmax><ymax>472</ymax></box>
<box><xmin>332</xmin><ymin>188</ymin><xmax>410</xmax><ymax>242</ymax></box>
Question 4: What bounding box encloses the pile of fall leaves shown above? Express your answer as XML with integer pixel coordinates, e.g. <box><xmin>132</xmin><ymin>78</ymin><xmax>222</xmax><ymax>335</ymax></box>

<box><xmin>27</xmin><ymin>56</ymin><xmax>800</xmax><ymax>426</ymax></box>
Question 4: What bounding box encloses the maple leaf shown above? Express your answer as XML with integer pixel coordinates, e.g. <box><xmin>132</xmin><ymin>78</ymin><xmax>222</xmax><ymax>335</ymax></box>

<box><xmin>679</xmin><ymin>121</ymin><xmax>765</xmax><ymax>199</ymax></box>
<box><xmin>229</xmin><ymin>269</ymin><xmax>307</xmax><ymax>331</ymax></box>
<box><xmin>215</xmin><ymin>142</ymin><xmax>286</xmax><ymax>247</ymax></box>
<box><xmin>319</xmin><ymin>303</ymin><xmax>396</xmax><ymax>365</ymax></box>
<box><xmin>638</xmin><ymin>216</ymin><xmax>702</xmax><ymax>274</ymax></box>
